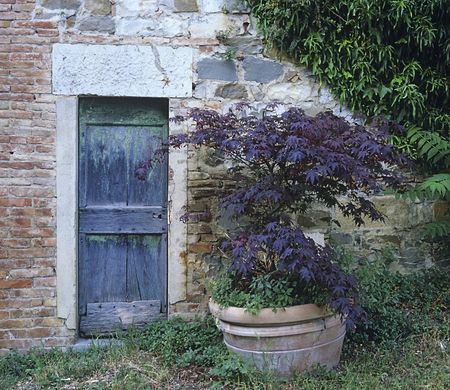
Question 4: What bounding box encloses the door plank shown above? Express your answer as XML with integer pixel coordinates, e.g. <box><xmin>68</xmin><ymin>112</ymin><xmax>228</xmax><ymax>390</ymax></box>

<box><xmin>126</xmin><ymin>235</ymin><xmax>166</xmax><ymax>302</ymax></box>
<box><xmin>80</xmin><ymin>97</ymin><xmax>168</xmax><ymax>126</ymax></box>
<box><xmin>79</xmin><ymin>208</ymin><xmax>167</xmax><ymax>234</ymax></box>
<box><xmin>127</xmin><ymin>126</ymin><xmax>168</xmax><ymax>206</ymax></box>
<box><xmin>84</xmin><ymin>126</ymin><xmax>129</xmax><ymax>206</ymax></box>
<box><xmin>80</xmin><ymin>300</ymin><xmax>162</xmax><ymax>336</ymax></box>
<box><xmin>79</xmin><ymin>235</ymin><xmax>127</xmax><ymax>305</ymax></box>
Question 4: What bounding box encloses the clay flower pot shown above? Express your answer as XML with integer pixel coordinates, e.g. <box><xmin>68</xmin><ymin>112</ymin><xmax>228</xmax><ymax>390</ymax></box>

<box><xmin>209</xmin><ymin>299</ymin><xmax>346</xmax><ymax>377</ymax></box>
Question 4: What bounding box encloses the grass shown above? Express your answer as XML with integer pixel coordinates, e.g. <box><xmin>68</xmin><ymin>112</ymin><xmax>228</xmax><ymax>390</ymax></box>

<box><xmin>1</xmin><ymin>262</ymin><xmax>448</xmax><ymax>389</ymax></box>
<box><xmin>0</xmin><ymin>318</ymin><xmax>448</xmax><ymax>390</ymax></box>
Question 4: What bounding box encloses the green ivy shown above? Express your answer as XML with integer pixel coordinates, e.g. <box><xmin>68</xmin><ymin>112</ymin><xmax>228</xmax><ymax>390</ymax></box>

<box><xmin>247</xmin><ymin>0</ymin><xmax>450</xmax><ymax>238</ymax></box>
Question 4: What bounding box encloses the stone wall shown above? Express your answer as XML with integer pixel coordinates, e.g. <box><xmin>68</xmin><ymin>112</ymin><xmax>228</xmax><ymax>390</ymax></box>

<box><xmin>0</xmin><ymin>0</ymin><xmax>443</xmax><ymax>352</ymax></box>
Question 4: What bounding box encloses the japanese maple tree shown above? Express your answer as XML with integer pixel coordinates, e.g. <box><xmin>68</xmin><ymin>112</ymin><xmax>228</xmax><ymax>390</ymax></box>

<box><xmin>140</xmin><ymin>103</ymin><xmax>407</xmax><ymax>328</ymax></box>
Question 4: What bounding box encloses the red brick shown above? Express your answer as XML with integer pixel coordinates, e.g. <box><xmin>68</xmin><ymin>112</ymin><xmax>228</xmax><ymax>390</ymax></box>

<box><xmin>2</xmin><ymin>217</ymin><xmax>32</xmax><ymax>227</ymax></box>
<box><xmin>0</xmin><ymin>318</ymin><xmax>33</xmax><ymax>329</ymax></box>
<box><xmin>9</xmin><ymin>227</ymin><xmax>53</xmax><ymax>238</ymax></box>
<box><xmin>9</xmin><ymin>187</ymin><xmax>53</xmax><ymax>197</ymax></box>
<box><xmin>8</xmin><ymin>247</ymin><xmax>54</xmax><ymax>258</ymax></box>
<box><xmin>0</xmin><ymin>298</ymin><xmax>44</xmax><ymax>309</ymax></box>
<box><xmin>0</xmin><ymin>161</ymin><xmax>33</xmax><ymax>169</ymax></box>
<box><xmin>31</xmin><ymin>237</ymin><xmax>55</xmax><ymax>247</ymax></box>
<box><xmin>9</xmin><ymin>307</ymin><xmax>54</xmax><ymax>319</ymax></box>
<box><xmin>0</xmin><ymin>239</ymin><xmax>30</xmax><ymax>248</ymax></box>
<box><xmin>0</xmin><ymin>339</ymin><xmax>34</xmax><ymax>349</ymax></box>
<box><xmin>9</xmin><ymin>267</ymin><xmax>54</xmax><ymax>278</ymax></box>
<box><xmin>32</xmin><ymin>258</ymin><xmax>55</xmax><ymax>268</ymax></box>
<box><xmin>33</xmin><ymin>277</ymin><xmax>56</xmax><ymax>288</ymax></box>
<box><xmin>4</xmin><ymin>327</ymin><xmax>54</xmax><ymax>338</ymax></box>
<box><xmin>9</xmin><ymin>288</ymin><xmax>54</xmax><ymax>298</ymax></box>
<box><xmin>12</xmin><ymin>4</ymin><xmax>35</xmax><ymax>12</ymax></box>
<box><xmin>14</xmin><ymin>20</ymin><xmax>57</xmax><ymax>29</ymax></box>
<box><xmin>0</xmin><ymin>279</ymin><xmax>32</xmax><ymax>289</ymax></box>
<box><xmin>0</xmin><ymin>259</ymin><xmax>32</xmax><ymax>269</ymax></box>
<box><xmin>0</xmin><ymin>198</ymin><xmax>31</xmax><ymax>206</ymax></box>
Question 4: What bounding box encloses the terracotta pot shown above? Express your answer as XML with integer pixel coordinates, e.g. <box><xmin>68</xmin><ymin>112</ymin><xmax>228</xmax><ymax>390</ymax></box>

<box><xmin>209</xmin><ymin>299</ymin><xmax>346</xmax><ymax>377</ymax></box>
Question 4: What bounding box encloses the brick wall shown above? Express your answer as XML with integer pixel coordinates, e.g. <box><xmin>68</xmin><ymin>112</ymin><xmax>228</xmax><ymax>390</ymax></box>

<box><xmin>0</xmin><ymin>0</ymin><xmax>75</xmax><ymax>353</ymax></box>
<box><xmin>0</xmin><ymin>0</ymin><xmax>443</xmax><ymax>352</ymax></box>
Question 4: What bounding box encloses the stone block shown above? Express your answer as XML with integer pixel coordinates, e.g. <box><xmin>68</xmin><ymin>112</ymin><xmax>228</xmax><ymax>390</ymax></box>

<box><xmin>195</xmin><ymin>147</ymin><xmax>226</xmax><ymax>168</ymax></box>
<box><xmin>154</xmin><ymin>16</ymin><xmax>188</xmax><ymax>37</ymax></box>
<box><xmin>297</xmin><ymin>210</ymin><xmax>331</xmax><ymax>230</ymax></box>
<box><xmin>243</xmin><ymin>56</ymin><xmax>284</xmax><ymax>83</ymax></box>
<box><xmin>84</xmin><ymin>0</ymin><xmax>111</xmax><ymax>15</ymax></box>
<box><xmin>433</xmin><ymin>201</ymin><xmax>449</xmax><ymax>220</ymax></box>
<box><xmin>190</xmin><ymin>187</ymin><xmax>218</xmax><ymax>198</ymax></box>
<box><xmin>174</xmin><ymin>0</ymin><xmax>198</xmax><ymax>12</ymax></box>
<box><xmin>399</xmin><ymin>246</ymin><xmax>428</xmax><ymax>265</ymax></box>
<box><xmin>115</xmin><ymin>18</ymin><xmax>156</xmax><ymax>36</ymax></box>
<box><xmin>215</xmin><ymin>83</ymin><xmax>247</xmax><ymax>99</ymax></box>
<box><xmin>77</xmin><ymin>16</ymin><xmax>115</xmax><ymax>34</ymax></box>
<box><xmin>116</xmin><ymin>15</ymin><xmax>188</xmax><ymax>37</ymax></box>
<box><xmin>189</xmin><ymin>242</ymin><xmax>212</xmax><ymax>254</ymax></box>
<box><xmin>192</xmin><ymin>81</ymin><xmax>213</xmax><ymax>99</ymax></box>
<box><xmin>362</xmin><ymin>233</ymin><xmax>401</xmax><ymax>250</ymax></box>
<box><xmin>202</xmin><ymin>0</ymin><xmax>249</xmax><ymax>13</ymax></box>
<box><xmin>189</xmin><ymin>223</ymin><xmax>212</xmax><ymax>234</ymax></box>
<box><xmin>227</xmin><ymin>36</ymin><xmax>263</xmax><ymax>55</ymax></box>
<box><xmin>304</xmin><ymin>232</ymin><xmax>325</xmax><ymax>247</ymax></box>
<box><xmin>189</xmin><ymin>13</ymin><xmax>229</xmax><ymax>38</ymax></box>
<box><xmin>201</xmin><ymin>0</ymin><xmax>224</xmax><ymax>12</ymax></box>
<box><xmin>189</xmin><ymin>172</ymin><xmax>211</xmax><ymax>180</ymax></box>
<box><xmin>41</xmin><ymin>0</ymin><xmax>81</xmax><ymax>10</ymax></box>
<box><xmin>329</xmin><ymin>232</ymin><xmax>354</xmax><ymax>246</ymax></box>
<box><xmin>267</xmin><ymin>82</ymin><xmax>318</xmax><ymax>104</ymax></box>
<box><xmin>225</xmin><ymin>0</ymin><xmax>250</xmax><ymax>13</ymax></box>
<box><xmin>115</xmin><ymin>0</ymin><xmax>158</xmax><ymax>17</ymax></box>
<box><xmin>52</xmin><ymin>44</ymin><xmax>193</xmax><ymax>98</ymax></box>
<box><xmin>197</xmin><ymin>58</ymin><xmax>238</xmax><ymax>81</ymax></box>
<box><xmin>66</xmin><ymin>14</ymin><xmax>76</xmax><ymax>28</ymax></box>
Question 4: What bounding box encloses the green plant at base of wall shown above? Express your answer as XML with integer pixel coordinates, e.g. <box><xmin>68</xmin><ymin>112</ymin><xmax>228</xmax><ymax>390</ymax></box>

<box><xmin>335</xmin><ymin>247</ymin><xmax>450</xmax><ymax>350</ymax></box>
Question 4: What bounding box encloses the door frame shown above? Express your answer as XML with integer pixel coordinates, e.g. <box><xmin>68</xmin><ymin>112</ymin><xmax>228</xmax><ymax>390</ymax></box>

<box><xmin>56</xmin><ymin>96</ymin><xmax>188</xmax><ymax>332</ymax></box>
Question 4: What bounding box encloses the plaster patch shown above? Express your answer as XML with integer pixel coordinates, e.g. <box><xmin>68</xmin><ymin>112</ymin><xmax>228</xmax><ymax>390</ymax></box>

<box><xmin>52</xmin><ymin>44</ymin><xmax>193</xmax><ymax>97</ymax></box>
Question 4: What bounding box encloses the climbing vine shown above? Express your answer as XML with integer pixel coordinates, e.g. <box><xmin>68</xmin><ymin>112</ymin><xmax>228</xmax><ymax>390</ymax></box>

<box><xmin>247</xmin><ymin>0</ymin><xmax>450</xmax><ymax>239</ymax></box>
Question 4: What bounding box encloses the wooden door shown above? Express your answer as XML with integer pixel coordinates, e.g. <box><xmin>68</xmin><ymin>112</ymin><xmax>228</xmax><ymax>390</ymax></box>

<box><xmin>78</xmin><ymin>97</ymin><xmax>168</xmax><ymax>336</ymax></box>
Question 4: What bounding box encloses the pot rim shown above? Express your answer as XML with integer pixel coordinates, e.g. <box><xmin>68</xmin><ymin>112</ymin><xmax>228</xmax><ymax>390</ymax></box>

<box><xmin>209</xmin><ymin>299</ymin><xmax>338</xmax><ymax>326</ymax></box>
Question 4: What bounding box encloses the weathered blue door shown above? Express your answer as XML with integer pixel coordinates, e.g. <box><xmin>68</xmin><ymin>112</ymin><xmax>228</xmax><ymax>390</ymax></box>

<box><xmin>78</xmin><ymin>97</ymin><xmax>168</xmax><ymax>336</ymax></box>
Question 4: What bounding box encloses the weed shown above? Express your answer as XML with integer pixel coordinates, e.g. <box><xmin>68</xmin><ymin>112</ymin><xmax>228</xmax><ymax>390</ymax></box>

<box><xmin>123</xmin><ymin>315</ymin><xmax>226</xmax><ymax>368</ymax></box>
<box><xmin>215</xmin><ymin>27</ymin><xmax>233</xmax><ymax>44</ymax></box>
<box><xmin>335</xmin><ymin>247</ymin><xmax>450</xmax><ymax>350</ymax></box>
<box><xmin>220</xmin><ymin>47</ymin><xmax>238</xmax><ymax>61</ymax></box>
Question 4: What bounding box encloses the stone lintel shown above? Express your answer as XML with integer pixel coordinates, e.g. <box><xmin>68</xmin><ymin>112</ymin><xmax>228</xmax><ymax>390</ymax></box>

<box><xmin>52</xmin><ymin>44</ymin><xmax>193</xmax><ymax>98</ymax></box>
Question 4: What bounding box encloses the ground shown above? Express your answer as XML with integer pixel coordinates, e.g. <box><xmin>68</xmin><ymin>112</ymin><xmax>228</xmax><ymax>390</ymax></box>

<box><xmin>1</xmin><ymin>318</ymin><xmax>448</xmax><ymax>390</ymax></box>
